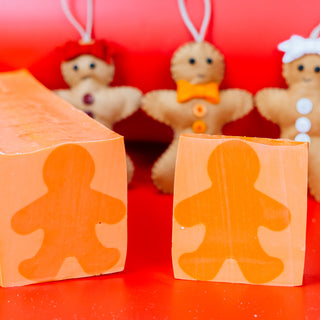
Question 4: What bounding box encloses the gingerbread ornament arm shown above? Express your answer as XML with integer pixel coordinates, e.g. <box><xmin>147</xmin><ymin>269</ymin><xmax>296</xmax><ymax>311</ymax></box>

<box><xmin>217</xmin><ymin>89</ymin><xmax>253</xmax><ymax>127</ymax></box>
<box><xmin>93</xmin><ymin>86</ymin><xmax>142</xmax><ymax>128</ymax></box>
<box><xmin>55</xmin><ymin>89</ymin><xmax>73</xmax><ymax>104</ymax></box>
<box><xmin>107</xmin><ymin>86</ymin><xmax>142</xmax><ymax>124</ymax></box>
<box><xmin>255</xmin><ymin>88</ymin><xmax>288</xmax><ymax>126</ymax></box>
<box><xmin>142</xmin><ymin>90</ymin><xmax>186</xmax><ymax>128</ymax></box>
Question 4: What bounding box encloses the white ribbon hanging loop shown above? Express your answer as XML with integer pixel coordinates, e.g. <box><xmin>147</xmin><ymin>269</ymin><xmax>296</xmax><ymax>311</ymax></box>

<box><xmin>177</xmin><ymin>0</ymin><xmax>211</xmax><ymax>42</ymax></box>
<box><xmin>310</xmin><ymin>23</ymin><xmax>320</xmax><ymax>39</ymax></box>
<box><xmin>60</xmin><ymin>0</ymin><xmax>93</xmax><ymax>43</ymax></box>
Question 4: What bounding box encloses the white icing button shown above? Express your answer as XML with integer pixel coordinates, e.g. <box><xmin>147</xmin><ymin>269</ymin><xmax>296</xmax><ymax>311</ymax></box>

<box><xmin>295</xmin><ymin>133</ymin><xmax>311</xmax><ymax>143</ymax></box>
<box><xmin>296</xmin><ymin>98</ymin><xmax>313</xmax><ymax>115</ymax></box>
<box><xmin>295</xmin><ymin>117</ymin><xmax>311</xmax><ymax>133</ymax></box>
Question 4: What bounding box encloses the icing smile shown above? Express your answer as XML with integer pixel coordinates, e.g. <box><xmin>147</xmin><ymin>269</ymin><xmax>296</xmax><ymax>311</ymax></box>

<box><xmin>303</xmin><ymin>78</ymin><xmax>312</xmax><ymax>82</ymax></box>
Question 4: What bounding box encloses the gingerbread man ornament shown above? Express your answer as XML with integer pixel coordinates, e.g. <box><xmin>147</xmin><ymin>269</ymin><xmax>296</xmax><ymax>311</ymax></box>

<box><xmin>174</xmin><ymin>140</ymin><xmax>291</xmax><ymax>284</ymax></box>
<box><xmin>11</xmin><ymin>144</ymin><xmax>126</xmax><ymax>280</ymax></box>
<box><xmin>142</xmin><ymin>0</ymin><xmax>253</xmax><ymax>193</ymax></box>
<box><xmin>55</xmin><ymin>0</ymin><xmax>142</xmax><ymax>183</ymax></box>
<box><xmin>255</xmin><ymin>24</ymin><xmax>320</xmax><ymax>200</ymax></box>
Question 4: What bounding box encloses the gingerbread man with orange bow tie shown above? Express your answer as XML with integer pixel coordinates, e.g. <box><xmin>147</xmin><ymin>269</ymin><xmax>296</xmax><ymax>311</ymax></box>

<box><xmin>142</xmin><ymin>0</ymin><xmax>253</xmax><ymax>193</ymax></box>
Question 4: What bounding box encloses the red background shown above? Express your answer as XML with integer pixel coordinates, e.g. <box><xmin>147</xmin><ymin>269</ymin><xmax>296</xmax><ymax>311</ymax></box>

<box><xmin>3</xmin><ymin>0</ymin><xmax>319</xmax><ymax>141</ymax></box>
<box><xmin>1</xmin><ymin>0</ymin><xmax>320</xmax><ymax>319</ymax></box>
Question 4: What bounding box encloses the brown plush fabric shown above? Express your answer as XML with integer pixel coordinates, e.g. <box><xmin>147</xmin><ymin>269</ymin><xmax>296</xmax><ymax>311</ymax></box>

<box><xmin>255</xmin><ymin>53</ymin><xmax>320</xmax><ymax>200</ymax></box>
<box><xmin>142</xmin><ymin>41</ymin><xmax>253</xmax><ymax>193</ymax></box>
<box><xmin>55</xmin><ymin>54</ymin><xmax>142</xmax><ymax>183</ymax></box>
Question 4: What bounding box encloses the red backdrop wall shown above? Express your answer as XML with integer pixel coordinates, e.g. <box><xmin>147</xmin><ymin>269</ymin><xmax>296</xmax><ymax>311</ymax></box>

<box><xmin>0</xmin><ymin>0</ymin><xmax>318</xmax><ymax>142</ymax></box>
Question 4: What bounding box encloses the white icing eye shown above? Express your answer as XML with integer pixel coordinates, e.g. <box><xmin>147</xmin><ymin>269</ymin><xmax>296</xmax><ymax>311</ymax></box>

<box><xmin>295</xmin><ymin>133</ymin><xmax>311</xmax><ymax>143</ymax></box>
<box><xmin>295</xmin><ymin>117</ymin><xmax>311</xmax><ymax>133</ymax></box>
<box><xmin>296</xmin><ymin>98</ymin><xmax>313</xmax><ymax>115</ymax></box>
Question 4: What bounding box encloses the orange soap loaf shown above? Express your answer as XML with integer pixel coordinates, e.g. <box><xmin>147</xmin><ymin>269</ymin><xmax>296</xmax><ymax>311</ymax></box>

<box><xmin>0</xmin><ymin>70</ymin><xmax>127</xmax><ymax>287</ymax></box>
<box><xmin>173</xmin><ymin>134</ymin><xmax>308</xmax><ymax>286</ymax></box>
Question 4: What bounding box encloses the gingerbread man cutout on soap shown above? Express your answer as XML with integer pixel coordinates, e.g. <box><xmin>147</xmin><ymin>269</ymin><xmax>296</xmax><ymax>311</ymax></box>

<box><xmin>11</xmin><ymin>144</ymin><xmax>126</xmax><ymax>281</ymax></box>
<box><xmin>55</xmin><ymin>0</ymin><xmax>141</xmax><ymax>183</ymax></box>
<box><xmin>142</xmin><ymin>0</ymin><xmax>253</xmax><ymax>193</ymax></box>
<box><xmin>255</xmin><ymin>27</ymin><xmax>320</xmax><ymax>200</ymax></box>
<box><xmin>174</xmin><ymin>140</ymin><xmax>291</xmax><ymax>284</ymax></box>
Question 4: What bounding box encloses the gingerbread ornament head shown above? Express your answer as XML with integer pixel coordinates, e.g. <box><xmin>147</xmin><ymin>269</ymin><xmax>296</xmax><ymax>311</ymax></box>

<box><xmin>278</xmin><ymin>30</ymin><xmax>320</xmax><ymax>88</ymax></box>
<box><xmin>281</xmin><ymin>54</ymin><xmax>320</xmax><ymax>88</ymax></box>
<box><xmin>171</xmin><ymin>41</ymin><xmax>225</xmax><ymax>85</ymax></box>
<box><xmin>172</xmin><ymin>0</ymin><xmax>225</xmax><ymax>86</ymax></box>
<box><xmin>60</xmin><ymin>41</ymin><xmax>115</xmax><ymax>87</ymax></box>
<box><xmin>171</xmin><ymin>0</ymin><xmax>225</xmax><ymax>104</ymax></box>
<box><xmin>59</xmin><ymin>0</ymin><xmax>116</xmax><ymax>88</ymax></box>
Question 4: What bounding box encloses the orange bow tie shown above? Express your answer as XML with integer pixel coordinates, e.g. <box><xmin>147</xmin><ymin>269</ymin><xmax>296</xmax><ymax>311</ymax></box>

<box><xmin>176</xmin><ymin>80</ymin><xmax>220</xmax><ymax>104</ymax></box>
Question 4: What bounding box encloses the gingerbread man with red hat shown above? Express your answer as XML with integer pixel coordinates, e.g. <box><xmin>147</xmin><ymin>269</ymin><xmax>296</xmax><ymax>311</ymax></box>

<box><xmin>55</xmin><ymin>0</ymin><xmax>142</xmax><ymax>183</ymax></box>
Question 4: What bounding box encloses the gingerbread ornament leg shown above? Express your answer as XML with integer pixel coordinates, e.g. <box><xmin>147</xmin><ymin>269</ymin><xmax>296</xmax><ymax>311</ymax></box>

<box><xmin>308</xmin><ymin>138</ymin><xmax>320</xmax><ymax>201</ymax></box>
<box><xmin>126</xmin><ymin>154</ymin><xmax>134</xmax><ymax>184</ymax></box>
<box><xmin>152</xmin><ymin>138</ymin><xmax>179</xmax><ymax>193</ymax></box>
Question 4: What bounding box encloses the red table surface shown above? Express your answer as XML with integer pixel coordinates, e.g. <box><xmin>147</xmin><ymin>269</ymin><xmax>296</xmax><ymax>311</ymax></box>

<box><xmin>0</xmin><ymin>142</ymin><xmax>320</xmax><ymax>320</ymax></box>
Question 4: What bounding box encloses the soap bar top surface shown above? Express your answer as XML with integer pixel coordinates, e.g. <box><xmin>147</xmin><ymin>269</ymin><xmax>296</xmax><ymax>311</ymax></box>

<box><xmin>0</xmin><ymin>70</ymin><xmax>119</xmax><ymax>154</ymax></box>
<box><xmin>181</xmin><ymin>133</ymin><xmax>306</xmax><ymax>146</ymax></box>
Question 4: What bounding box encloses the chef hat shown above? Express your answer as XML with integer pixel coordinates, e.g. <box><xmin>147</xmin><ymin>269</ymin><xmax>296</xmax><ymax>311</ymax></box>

<box><xmin>59</xmin><ymin>40</ymin><xmax>115</xmax><ymax>64</ymax></box>
<box><xmin>278</xmin><ymin>24</ymin><xmax>320</xmax><ymax>63</ymax></box>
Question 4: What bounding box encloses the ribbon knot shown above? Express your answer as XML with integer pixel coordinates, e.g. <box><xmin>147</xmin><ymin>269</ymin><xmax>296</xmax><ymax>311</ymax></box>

<box><xmin>177</xmin><ymin>80</ymin><xmax>220</xmax><ymax>104</ymax></box>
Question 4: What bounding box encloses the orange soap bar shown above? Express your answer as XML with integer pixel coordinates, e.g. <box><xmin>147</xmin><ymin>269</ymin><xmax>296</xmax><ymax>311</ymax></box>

<box><xmin>0</xmin><ymin>70</ymin><xmax>127</xmax><ymax>287</ymax></box>
<box><xmin>173</xmin><ymin>134</ymin><xmax>308</xmax><ymax>286</ymax></box>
